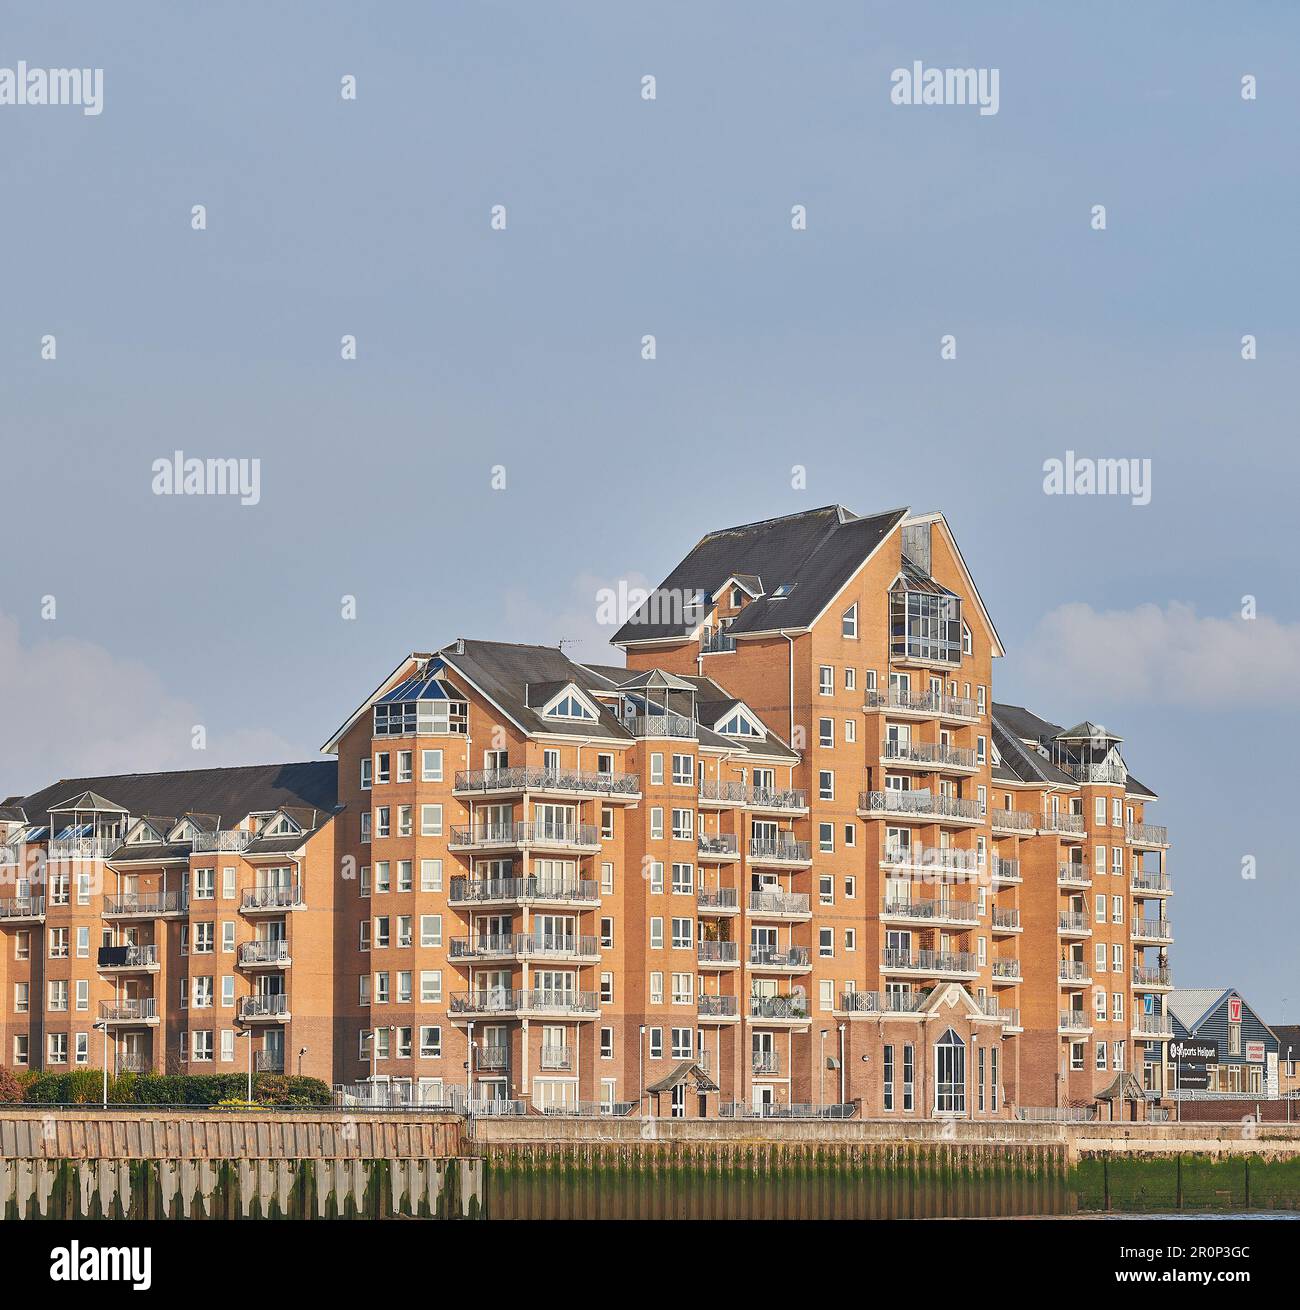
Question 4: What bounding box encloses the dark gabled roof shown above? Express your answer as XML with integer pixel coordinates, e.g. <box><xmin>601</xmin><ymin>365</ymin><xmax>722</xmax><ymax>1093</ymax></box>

<box><xmin>243</xmin><ymin>833</ymin><xmax>317</xmax><ymax>856</ymax></box>
<box><xmin>993</xmin><ymin>703</ymin><xmax>1157</xmax><ymax>799</ymax></box>
<box><xmin>1269</xmin><ymin>1025</ymin><xmax>1300</xmax><ymax>1056</ymax></box>
<box><xmin>107</xmin><ymin>842</ymin><xmax>194</xmax><ymax>865</ymax></box>
<box><xmin>0</xmin><ymin>805</ymin><xmax>27</xmax><ymax>823</ymax></box>
<box><xmin>645</xmin><ymin>1060</ymin><xmax>719</xmax><ymax>1094</ymax></box>
<box><xmin>19</xmin><ymin>762</ymin><xmax>338</xmax><ymax>833</ymax></box>
<box><xmin>441</xmin><ymin>641</ymin><xmax>633</xmax><ymax>743</ymax></box>
<box><xmin>612</xmin><ymin>504</ymin><xmax>907</xmax><ymax>643</ymax></box>
<box><xmin>575</xmin><ymin>661</ymin><xmax>632</xmax><ymax>689</ymax></box>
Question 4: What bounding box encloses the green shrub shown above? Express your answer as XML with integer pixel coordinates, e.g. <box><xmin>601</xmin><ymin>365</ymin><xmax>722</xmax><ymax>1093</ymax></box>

<box><xmin>20</xmin><ymin>1070</ymin><xmax>331</xmax><ymax>1106</ymax></box>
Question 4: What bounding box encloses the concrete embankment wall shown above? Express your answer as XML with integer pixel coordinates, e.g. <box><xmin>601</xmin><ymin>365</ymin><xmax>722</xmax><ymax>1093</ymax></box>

<box><xmin>2</xmin><ymin>1111</ymin><xmax>1298</xmax><ymax>1219</ymax></box>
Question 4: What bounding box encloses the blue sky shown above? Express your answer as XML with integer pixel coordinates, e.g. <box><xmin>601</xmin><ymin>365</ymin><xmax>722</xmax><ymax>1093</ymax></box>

<box><xmin>2</xmin><ymin>2</ymin><xmax>1297</xmax><ymax>1013</ymax></box>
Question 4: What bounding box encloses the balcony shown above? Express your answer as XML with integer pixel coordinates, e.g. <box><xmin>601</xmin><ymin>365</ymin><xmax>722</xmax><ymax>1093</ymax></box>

<box><xmin>864</xmin><ymin>688</ymin><xmax>979</xmax><ymax>721</ymax></box>
<box><xmin>448</xmin><ymin>821</ymin><xmax>600</xmax><ymax>853</ymax></box>
<box><xmin>701</xmin><ymin>627</ymin><xmax>737</xmax><ymax>654</ymax></box>
<box><xmin>881</xmin><ymin>843</ymin><xmax>981</xmax><ymax>879</ymax></box>
<box><xmin>697</xmin><ymin>886</ymin><xmax>739</xmax><ymax>915</ymax></box>
<box><xmin>449</xmin><ymin>933</ymin><xmax>600</xmax><ymax>962</ymax></box>
<box><xmin>1058</xmin><ymin>959</ymin><xmax>1091</xmax><ymax>986</ymax></box>
<box><xmin>881</xmin><ymin>948</ymin><xmax>978</xmax><ymax>980</ymax></box>
<box><xmin>748</xmin><ymin>945</ymin><xmax>811</xmax><ymax>973</ymax></box>
<box><xmin>1064</xmin><ymin>760</ymin><xmax>1128</xmax><ymax>785</ymax></box>
<box><xmin>1057</xmin><ymin>862</ymin><xmax>1091</xmax><ymax>889</ymax></box>
<box><xmin>1132</xmin><ymin>918</ymin><xmax>1173</xmax><ymax>945</ymax></box>
<box><xmin>858</xmin><ymin>791</ymin><xmax>982</xmax><ymax>826</ymax></box>
<box><xmin>1040</xmin><ymin>812</ymin><xmax>1085</xmax><ymax>838</ymax></box>
<box><xmin>991</xmin><ymin>809</ymin><xmax>1035</xmax><ymax>835</ymax></box>
<box><xmin>625</xmin><ymin>713</ymin><xmax>695</xmax><ymax>739</ymax></box>
<box><xmin>240</xmin><ymin>994</ymin><xmax>290</xmax><ymax>1022</ymax></box>
<box><xmin>1131</xmin><ymin>870</ymin><xmax>1172</xmax><ymax>896</ymax></box>
<box><xmin>238</xmin><ymin>940</ymin><xmax>291</xmax><ymax>968</ymax></box>
<box><xmin>697</xmin><ymin>994</ymin><xmax>739</xmax><ymax>1021</ymax></box>
<box><xmin>104</xmin><ymin>891</ymin><xmax>187</xmax><ymax>919</ymax></box>
<box><xmin>1132</xmin><ymin>1011</ymin><xmax>1174</xmax><ymax>1039</ymax></box>
<box><xmin>0</xmin><ymin>895</ymin><xmax>45</xmax><ymax>922</ymax></box>
<box><xmin>747</xmin><ymin>995</ymin><xmax>809</xmax><ymax>1024</ymax></box>
<box><xmin>881</xmin><ymin>740</ymin><xmax>979</xmax><ymax>772</ymax></box>
<box><xmin>475</xmin><ymin>1045</ymin><xmax>510</xmax><ymax>1071</ymax></box>
<box><xmin>975</xmin><ymin>996</ymin><xmax>1017</xmax><ymax>1023</ymax></box>
<box><xmin>49</xmin><ymin>835</ymin><xmax>120</xmax><ymax>862</ymax></box>
<box><xmin>1133</xmin><ymin>965</ymin><xmax>1172</xmax><ymax>990</ymax></box>
<box><xmin>99</xmin><ymin>998</ymin><xmax>158</xmax><ymax>1025</ymax></box>
<box><xmin>453</xmin><ymin>766</ymin><xmax>640</xmax><ymax>799</ymax></box>
<box><xmin>698</xmin><ymin>833</ymin><xmax>740</xmax><ymax>862</ymax></box>
<box><xmin>1126</xmin><ymin>822</ymin><xmax>1169</xmax><ymax>848</ymax></box>
<box><xmin>748</xmin><ymin>838</ymin><xmax>811</xmax><ymax>867</ymax></box>
<box><xmin>751</xmin><ymin>1052</ymin><xmax>782</xmax><ymax>1077</ymax></box>
<box><xmin>838</xmin><ymin>990</ymin><xmax>926</xmax><ymax>1015</ymax></box>
<box><xmin>540</xmin><ymin>1044</ymin><xmax>574</xmax><ymax>1072</ymax></box>
<box><xmin>449</xmin><ymin>989</ymin><xmax>599</xmax><ymax>1018</ymax></box>
<box><xmin>747</xmin><ymin>890</ymin><xmax>811</xmax><ymax>919</ymax></box>
<box><xmin>991</xmin><ymin>855</ymin><xmax>1022</xmax><ymax>884</ymax></box>
<box><xmin>992</xmin><ymin>958</ymin><xmax>1022</xmax><ymax>983</ymax></box>
<box><xmin>746</xmin><ymin>786</ymin><xmax>809</xmax><ymax>814</ymax></box>
<box><xmin>881</xmin><ymin>896</ymin><xmax>979</xmax><ymax>927</ymax></box>
<box><xmin>254</xmin><ymin>1050</ymin><xmax>286</xmax><ymax>1073</ymax></box>
<box><xmin>1058</xmin><ymin>1011</ymin><xmax>1093</xmax><ymax>1034</ymax></box>
<box><xmin>242</xmin><ymin>885</ymin><xmax>303</xmax><ymax>913</ymax></box>
<box><xmin>192</xmin><ymin>829</ymin><xmax>255</xmax><ymax>853</ymax></box>
<box><xmin>697</xmin><ymin>779</ymin><xmax>748</xmax><ymax>807</ymax></box>
<box><xmin>1058</xmin><ymin>911</ymin><xmax>1091</xmax><ymax>937</ymax></box>
<box><xmin>116</xmin><ymin>1053</ymin><xmax>151</xmax><ymax>1074</ymax></box>
<box><xmin>991</xmin><ymin>906</ymin><xmax>1021</xmax><ymax>933</ymax></box>
<box><xmin>698</xmin><ymin>940</ymin><xmax>740</xmax><ymax>968</ymax></box>
<box><xmin>448</xmin><ymin>876</ymin><xmax>599</xmax><ymax>908</ymax></box>
<box><xmin>97</xmin><ymin>944</ymin><xmax>159</xmax><ymax>973</ymax></box>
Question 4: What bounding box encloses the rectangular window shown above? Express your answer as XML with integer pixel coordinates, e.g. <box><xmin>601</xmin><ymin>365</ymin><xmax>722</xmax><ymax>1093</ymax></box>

<box><xmin>397</xmin><ymin>750</ymin><xmax>413</xmax><ymax>782</ymax></box>
<box><xmin>671</xmin><ymin>754</ymin><xmax>694</xmax><ymax>786</ymax></box>
<box><xmin>650</xmin><ymin>753</ymin><xmax>664</xmax><ymax>786</ymax></box>
<box><xmin>420</xmin><ymin>915</ymin><xmax>442</xmax><ymax>947</ymax></box>
<box><xmin>819</xmin><ymin>718</ymin><xmax>834</xmax><ymax>747</ymax></box>
<box><xmin>650</xmin><ymin>918</ymin><xmax>663</xmax><ymax>950</ymax></box>
<box><xmin>420</xmin><ymin>804</ymin><xmax>443</xmax><ymax>837</ymax></box>
<box><xmin>883</xmin><ymin>1044</ymin><xmax>894</xmax><ymax>1111</ymax></box>
<box><xmin>420</xmin><ymin>860</ymin><xmax>443</xmax><ymax>892</ymax></box>
<box><xmin>421</xmin><ymin>749</ymin><xmax>443</xmax><ymax>782</ymax></box>
<box><xmin>819</xmin><ymin>666</ymin><xmax>834</xmax><ymax>696</ymax></box>
<box><xmin>420</xmin><ymin>1026</ymin><xmax>441</xmax><ymax>1058</ymax></box>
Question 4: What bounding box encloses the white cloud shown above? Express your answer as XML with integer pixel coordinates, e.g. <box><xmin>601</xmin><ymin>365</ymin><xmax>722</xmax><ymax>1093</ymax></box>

<box><xmin>1020</xmin><ymin>601</ymin><xmax>1300</xmax><ymax>706</ymax></box>
<box><xmin>0</xmin><ymin>612</ymin><xmax>296</xmax><ymax>797</ymax></box>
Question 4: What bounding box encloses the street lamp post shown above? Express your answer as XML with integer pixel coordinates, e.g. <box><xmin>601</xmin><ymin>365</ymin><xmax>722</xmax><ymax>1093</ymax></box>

<box><xmin>819</xmin><ymin>1029</ymin><xmax>828</xmax><ymax>1109</ymax></box>
<box><xmin>639</xmin><ymin>1026</ymin><xmax>646</xmax><ymax>1121</ymax></box>
<box><xmin>93</xmin><ymin>1021</ymin><xmax>109</xmax><ymax>1109</ymax></box>
<box><xmin>297</xmin><ymin>1046</ymin><xmax>307</xmax><ymax>1077</ymax></box>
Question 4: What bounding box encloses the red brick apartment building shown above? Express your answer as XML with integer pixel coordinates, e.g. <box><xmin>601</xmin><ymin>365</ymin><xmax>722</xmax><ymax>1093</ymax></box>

<box><xmin>0</xmin><ymin>506</ymin><xmax>1172</xmax><ymax>1119</ymax></box>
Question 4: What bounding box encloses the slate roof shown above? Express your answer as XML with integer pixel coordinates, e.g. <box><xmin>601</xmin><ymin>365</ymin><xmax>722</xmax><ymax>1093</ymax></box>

<box><xmin>19</xmin><ymin>762</ymin><xmax>338</xmax><ymax>833</ymax></box>
<box><xmin>1269</xmin><ymin>1025</ymin><xmax>1300</xmax><ymax>1058</ymax></box>
<box><xmin>992</xmin><ymin>703</ymin><xmax>1157</xmax><ymax>798</ymax></box>
<box><xmin>107</xmin><ymin>842</ymin><xmax>195</xmax><ymax>865</ymax></box>
<box><xmin>612</xmin><ymin>504</ymin><xmax>907</xmax><ymax>643</ymax></box>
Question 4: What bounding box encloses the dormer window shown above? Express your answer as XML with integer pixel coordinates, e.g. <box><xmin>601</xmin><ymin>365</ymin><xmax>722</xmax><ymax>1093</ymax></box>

<box><xmin>717</xmin><ymin>709</ymin><xmax>763</xmax><ymax>738</ymax></box>
<box><xmin>547</xmin><ymin>692</ymin><xmax>596</xmax><ymax>721</ymax></box>
<box><xmin>731</xmin><ymin>586</ymin><xmax>744</xmax><ymax>608</ymax></box>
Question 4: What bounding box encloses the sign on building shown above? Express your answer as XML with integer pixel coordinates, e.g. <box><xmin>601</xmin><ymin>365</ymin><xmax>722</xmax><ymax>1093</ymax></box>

<box><xmin>1170</xmin><ymin>1037</ymin><xmax>1218</xmax><ymax>1091</ymax></box>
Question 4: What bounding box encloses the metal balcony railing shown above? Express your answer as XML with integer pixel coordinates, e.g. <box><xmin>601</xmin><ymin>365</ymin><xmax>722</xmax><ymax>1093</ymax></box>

<box><xmin>882</xmin><ymin>948</ymin><xmax>977</xmax><ymax>975</ymax></box>
<box><xmin>0</xmin><ymin>895</ymin><xmax>45</xmax><ymax>920</ymax></box>
<box><xmin>475</xmin><ymin>1046</ymin><xmax>509</xmax><ymax>1071</ymax></box>
<box><xmin>49</xmin><ymin>835</ymin><xmax>120</xmax><ymax>861</ymax></box>
<box><xmin>104</xmin><ymin>891</ymin><xmax>187</xmax><ymax>917</ymax></box>
<box><xmin>752</xmin><ymin>1051</ymin><xmax>780</xmax><ymax>1074</ymax></box>
<box><xmin>1059</xmin><ymin>959</ymin><xmax>1090</xmax><ymax>982</ymax></box>
<box><xmin>1133</xmin><ymin>1012</ymin><xmax>1173</xmax><ymax>1035</ymax></box>
<box><xmin>1058</xmin><ymin>1011</ymin><xmax>1092</xmax><ymax>1031</ymax></box>
<box><xmin>747</xmin><ymin>786</ymin><xmax>808</xmax><ymax>811</ymax></box>
<box><xmin>239</xmin><ymin>940</ymin><xmax>290</xmax><ymax>966</ymax></box>
<box><xmin>991</xmin><ymin>809</ymin><xmax>1035</xmax><ymax>832</ymax></box>
<box><xmin>991</xmin><ymin>906</ymin><xmax>1021</xmax><ymax>931</ymax></box>
<box><xmin>748</xmin><ymin>945</ymin><xmax>810</xmax><ymax>969</ymax></box>
<box><xmin>859</xmin><ymin>791</ymin><xmax>982</xmax><ymax>821</ymax></box>
<box><xmin>698</xmin><ymin>833</ymin><xmax>739</xmax><ymax>858</ymax></box>
<box><xmin>240</xmin><ymin>994</ymin><xmax>289</xmax><ymax>1019</ymax></box>
<box><xmin>1132</xmin><ymin>918</ymin><xmax>1173</xmax><ymax>942</ymax></box>
<box><xmin>454</xmin><ymin>766</ymin><xmax>639</xmax><ymax>796</ymax></box>
<box><xmin>449</xmin><ymin>821</ymin><xmax>599</xmax><ymax>848</ymax></box>
<box><xmin>697</xmin><ymin>994</ymin><xmax>739</xmax><ymax>1018</ymax></box>
<box><xmin>697</xmin><ymin>886</ymin><xmax>739</xmax><ymax>911</ymax></box>
<box><xmin>625</xmin><ymin>714</ymin><xmax>696</xmax><ymax>739</ymax></box>
<box><xmin>881</xmin><ymin>843</ymin><xmax>981</xmax><ymax>876</ymax></box>
<box><xmin>697</xmin><ymin>779</ymin><xmax>748</xmax><ymax>805</ymax></box>
<box><xmin>747</xmin><ymin>890</ymin><xmax>810</xmax><ymax>916</ymax></box>
<box><xmin>881</xmin><ymin>740</ymin><xmax>978</xmax><ymax>770</ymax></box>
<box><xmin>697</xmin><ymin>940</ymin><xmax>739</xmax><ymax>964</ymax></box>
<box><xmin>1057</xmin><ymin>862</ymin><xmax>1091</xmax><ymax>886</ymax></box>
<box><xmin>748</xmin><ymin>995</ymin><xmax>808</xmax><ymax>1021</ymax></box>
<box><xmin>1063</xmin><ymin>760</ymin><xmax>1128</xmax><ymax>785</ymax></box>
<box><xmin>700</xmin><ymin>628</ymin><xmax>737</xmax><ymax>654</ymax></box>
<box><xmin>241</xmin><ymin>884</ymin><xmax>303</xmax><ymax>911</ymax></box>
<box><xmin>1127</xmin><ymin>822</ymin><xmax>1169</xmax><ymax>846</ymax></box>
<box><xmin>116</xmin><ymin>1054</ymin><xmax>150</xmax><ymax>1074</ymax></box>
<box><xmin>540</xmin><ymin>1045</ymin><xmax>573</xmax><ymax>1071</ymax></box>
<box><xmin>448</xmin><ymin>876</ymin><xmax>599</xmax><ymax>904</ymax></box>
<box><xmin>99</xmin><ymin>998</ymin><xmax>157</xmax><ymax>1022</ymax></box>
<box><xmin>1133</xmin><ymin>965</ymin><xmax>1171</xmax><ymax>988</ymax></box>
<box><xmin>838</xmin><ymin>990</ymin><xmax>926</xmax><ymax>1015</ymax></box>
<box><xmin>1058</xmin><ymin>911</ymin><xmax>1090</xmax><ymax>933</ymax></box>
<box><xmin>254</xmin><ymin>1050</ymin><xmax>285</xmax><ymax>1072</ymax></box>
<box><xmin>192</xmin><ymin>830</ymin><xmax>255</xmax><ymax>853</ymax></box>
<box><xmin>991</xmin><ymin>856</ymin><xmax>1022</xmax><ymax>881</ymax></box>
<box><xmin>748</xmin><ymin>838</ymin><xmax>811</xmax><ymax>863</ymax></box>
<box><xmin>992</xmin><ymin>959</ymin><xmax>1022</xmax><ymax>980</ymax></box>
<box><xmin>882</xmin><ymin>897</ymin><xmax>979</xmax><ymax>925</ymax></box>
<box><xmin>1040</xmin><ymin>812</ymin><xmax>1085</xmax><ymax>835</ymax></box>
<box><xmin>97</xmin><ymin>944</ymin><xmax>158</xmax><ymax>969</ymax></box>
<box><xmin>1131</xmin><ymin>870</ymin><xmax>1172</xmax><ymax>893</ymax></box>
<box><xmin>864</xmin><ymin>688</ymin><xmax>979</xmax><ymax>719</ymax></box>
